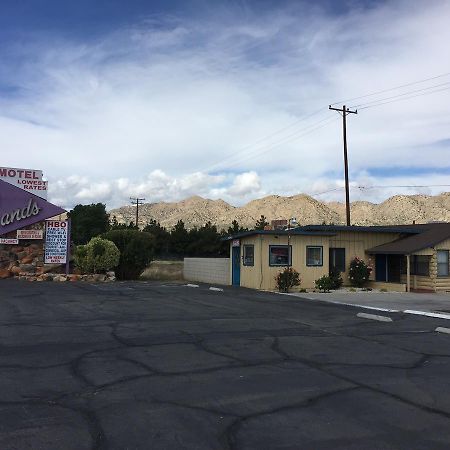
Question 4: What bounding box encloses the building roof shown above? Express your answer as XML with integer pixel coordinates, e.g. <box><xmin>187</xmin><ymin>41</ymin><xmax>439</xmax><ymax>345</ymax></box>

<box><xmin>300</xmin><ymin>224</ymin><xmax>423</xmax><ymax>234</ymax></box>
<box><xmin>222</xmin><ymin>229</ymin><xmax>336</xmax><ymax>241</ymax></box>
<box><xmin>367</xmin><ymin>223</ymin><xmax>450</xmax><ymax>254</ymax></box>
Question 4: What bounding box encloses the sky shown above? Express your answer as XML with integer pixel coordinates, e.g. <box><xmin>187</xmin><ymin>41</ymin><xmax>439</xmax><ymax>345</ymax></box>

<box><xmin>1</xmin><ymin>0</ymin><xmax>450</xmax><ymax>209</ymax></box>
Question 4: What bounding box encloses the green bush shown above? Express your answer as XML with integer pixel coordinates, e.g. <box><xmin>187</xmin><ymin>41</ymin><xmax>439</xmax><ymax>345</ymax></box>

<box><xmin>275</xmin><ymin>268</ymin><xmax>301</xmax><ymax>293</ymax></box>
<box><xmin>102</xmin><ymin>229</ymin><xmax>154</xmax><ymax>280</ymax></box>
<box><xmin>315</xmin><ymin>275</ymin><xmax>334</xmax><ymax>293</ymax></box>
<box><xmin>329</xmin><ymin>270</ymin><xmax>343</xmax><ymax>289</ymax></box>
<box><xmin>74</xmin><ymin>237</ymin><xmax>120</xmax><ymax>274</ymax></box>
<box><xmin>348</xmin><ymin>257</ymin><xmax>372</xmax><ymax>287</ymax></box>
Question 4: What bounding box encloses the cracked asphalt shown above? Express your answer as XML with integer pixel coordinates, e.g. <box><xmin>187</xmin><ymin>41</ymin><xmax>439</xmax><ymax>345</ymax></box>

<box><xmin>1</xmin><ymin>280</ymin><xmax>450</xmax><ymax>449</ymax></box>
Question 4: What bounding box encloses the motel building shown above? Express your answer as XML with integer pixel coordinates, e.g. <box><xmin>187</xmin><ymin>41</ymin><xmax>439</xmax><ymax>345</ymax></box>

<box><xmin>225</xmin><ymin>224</ymin><xmax>450</xmax><ymax>293</ymax></box>
<box><xmin>0</xmin><ymin>167</ymin><xmax>67</xmax><ymax>279</ymax></box>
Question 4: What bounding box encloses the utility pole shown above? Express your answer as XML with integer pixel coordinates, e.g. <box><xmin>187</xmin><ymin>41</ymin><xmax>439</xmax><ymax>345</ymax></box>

<box><xmin>329</xmin><ymin>104</ymin><xmax>357</xmax><ymax>226</ymax></box>
<box><xmin>130</xmin><ymin>197</ymin><xmax>145</xmax><ymax>229</ymax></box>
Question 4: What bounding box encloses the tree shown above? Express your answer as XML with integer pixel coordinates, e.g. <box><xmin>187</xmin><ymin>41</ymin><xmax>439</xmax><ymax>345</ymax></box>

<box><xmin>69</xmin><ymin>203</ymin><xmax>110</xmax><ymax>245</ymax></box>
<box><xmin>142</xmin><ymin>220</ymin><xmax>170</xmax><ymax>256</ymax></box>
<box><xmin>169</xmin><ymin>220</ymin><xmax>190</xmax><ymax>257</ymax></box>
<box><xmin>187</xmin><ymin>221</ymin><xmax>227</xmax><ymax>257</ymax></box>
<box><xmin>227</xmin><ymin>220</ymin><xmax>247</xmax><ymax>235</ymax></box>
<box><xmin>102</xmin><ymin>229</ymin><xmax>154</xmax><ymax>280</ymax></box>
<box><xmin>254</xmin><ymin>215</ymin><xmax>269</xmax><ymax>230</ymax></box>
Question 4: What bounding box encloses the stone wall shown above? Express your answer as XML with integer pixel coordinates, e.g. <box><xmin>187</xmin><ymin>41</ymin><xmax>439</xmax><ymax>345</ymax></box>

<box><xmin>183</xmin><ymin>257</ymin><xmax>230</xmax><ymax>285</ymax></box>
<box><xmin>0</xmin><ymin>242</ymin><xmax>62</xmax><ymax>279</ymax></box>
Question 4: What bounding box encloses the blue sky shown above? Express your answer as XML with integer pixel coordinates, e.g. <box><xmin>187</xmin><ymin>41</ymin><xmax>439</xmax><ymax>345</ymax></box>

<box><xmin>0</xmin><ymin>0</ymin><xmax>449</xmax><ymax>208</ymax></box>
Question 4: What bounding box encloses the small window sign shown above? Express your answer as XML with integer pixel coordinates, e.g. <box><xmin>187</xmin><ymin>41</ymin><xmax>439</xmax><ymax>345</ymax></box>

<box><xmin>232</xmin><ymin>239</ymin><xmax>240</xmax><ymax>247</ymax></box>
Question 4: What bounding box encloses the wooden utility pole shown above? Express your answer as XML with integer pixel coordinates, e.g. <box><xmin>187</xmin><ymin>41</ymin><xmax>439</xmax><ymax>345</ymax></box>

<box><xmin>329</xmin><ymin>104</ymin><xmax>357</xmax><ymax>226</ymax></box>
<box><xmin>130</xmin><ymin>197</ymin><xmax>145</xmax><ymax>229</ymax></box>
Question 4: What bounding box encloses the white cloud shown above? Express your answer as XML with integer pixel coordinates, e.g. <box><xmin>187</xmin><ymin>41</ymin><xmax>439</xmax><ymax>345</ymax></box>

<box><xmin>1</xmin><ymin>0</ymin><xmax>450</xmax><ymax>209</ymax></box>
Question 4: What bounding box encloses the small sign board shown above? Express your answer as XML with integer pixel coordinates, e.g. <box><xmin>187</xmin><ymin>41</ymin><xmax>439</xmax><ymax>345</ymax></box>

<box><xmin>44</xmin><ymin>220</ymin><xmax>68</xmax><ymax>264</ymax></box>
<box><xmin>0</xmin><ymin>238</ymin><xmax>19</xmax><ymax>245</ymax></box>
<box><xmin>17</xmin><ymin>229</ymin><xmax>44</xmax><ymax>240</ymax></box>
<box><xmin>232</xmin><ymin>239</ymin><xmax>240</xmax><ymax>247</ymax></box>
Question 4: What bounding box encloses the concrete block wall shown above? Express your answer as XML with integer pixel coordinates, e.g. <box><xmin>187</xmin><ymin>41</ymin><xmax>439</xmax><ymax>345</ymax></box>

<box><xmin>183</xmin><ymin>258</ymin><xmax>230</xmax><ymax>285</ymax></box>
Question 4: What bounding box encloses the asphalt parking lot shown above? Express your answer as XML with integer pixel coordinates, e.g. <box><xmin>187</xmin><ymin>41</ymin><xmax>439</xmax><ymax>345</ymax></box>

<box><xmin>1</xmin><ymin>280</ymin><xmax>450</xmax><ymax>450</ymax></box>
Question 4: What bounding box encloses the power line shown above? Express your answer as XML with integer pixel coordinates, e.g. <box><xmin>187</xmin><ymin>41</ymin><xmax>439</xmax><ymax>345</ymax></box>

<box><xmin>330</xmin><ymin>70</ymin><xmax>450</xmax><ymax>106</ymax></box>
<box><xmin>352</xmin><ymin>81</ymin><xmax>450</xmax><ymax>109</ymax></box>
<box><xmin>201</xmin><ymin>107</ymin><xmax>327</xmax><ymax>174</ymax></box>
<box><xmin>206</xmin><ymin>115</ymin><xmax>338</xmax><ymax>173</ymax></box>
<box><xmin>357</xmin><ymin>85</ymin><xmax>450</xmax><ymax>110</ymax></box>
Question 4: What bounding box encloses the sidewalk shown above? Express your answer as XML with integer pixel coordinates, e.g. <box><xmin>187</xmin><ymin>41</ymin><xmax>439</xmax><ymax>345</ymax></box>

<box><xmin>289</xmin><ymin>290</ymin><xmax>450</xmax><ymax>316</ymax></box>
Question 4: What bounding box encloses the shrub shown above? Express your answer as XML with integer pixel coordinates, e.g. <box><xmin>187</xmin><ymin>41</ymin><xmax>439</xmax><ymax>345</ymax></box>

<box><xmin>315</xmin><ymin>275</ymin><xmax>334</xmax><ymax>293</ymax></box>
<box><xmin>74</xmin><ymin>237</ymin><xmax>120</xmax><ymax>274</ymax></box>
<box><xmin>102</xmin><ymin>229</ymin><xmax>154</xmax><ymax>280</ymax></box>
<box><xmin>329</xmin><ymin>270</ymin><xmax>343</xmax><ymax>290</ymax></box>
<box><xmin>348</xmin><ymin>257</ymin><xmax>372</xmax><ymax>288</ymax></box>
<box><xmin>275</xmin><ymin>268</ymin><xmax>301</xmax><ymax>293</ymax></box>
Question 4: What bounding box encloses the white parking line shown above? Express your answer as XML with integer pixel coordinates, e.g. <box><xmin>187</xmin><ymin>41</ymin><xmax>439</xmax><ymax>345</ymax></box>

<box><xmin>404</xmin><ymin>310</ymin><xmax>450</xmax><ymax>320</ymax></box>
<box><xmin>186</xmin><ymin>284</ymin><xmax>199</xmax><ymax>288</ymax></box>
<box><xmin>209</xmin><ymin>287</ymin><xmax>224</xmax><ymax>292</ymax></box>
<box><xmin>357</xmin><ymin>312</ymin><xmax>393</xmax><ymax>322</ymax></box>
<box><xmin>435</xmin><ymin>327</ymin><xmax>450</xmax><ymax>334</ymax></box>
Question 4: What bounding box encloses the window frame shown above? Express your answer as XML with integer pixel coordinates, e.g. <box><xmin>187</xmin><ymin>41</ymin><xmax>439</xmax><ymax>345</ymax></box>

<box><xmin>268</xmin><ymin>245</ymin><xmax>292</xmax><ymax>267</ymax></box>
<box><xmin>306</xmin><ymin>246</ymin><xmax>323</xmax><ymax>267</ymax></box>
<box><xmin>437</xmin><ymin>250</ymin><xmax>449</xmax><ymax>277</ymax></box>
<box><xmin>243</xmin><ymin>244</ymin><xmax>255</xmax><ymax>267</ymax></box>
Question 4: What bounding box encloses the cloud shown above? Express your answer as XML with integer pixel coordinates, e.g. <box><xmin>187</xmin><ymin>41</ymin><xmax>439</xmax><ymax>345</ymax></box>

<box><xmin>1</xmin><ymin>0</ymin><xmax>450</xmax><ymax>209</ymax></box>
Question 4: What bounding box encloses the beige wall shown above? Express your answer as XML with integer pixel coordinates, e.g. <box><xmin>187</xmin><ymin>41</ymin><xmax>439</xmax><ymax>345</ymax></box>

<box><xmin>238</xmin><ymin>234</ymin><xmax>330</xmax><ymax>290</ymax></box>
<box><xmin>434</xmin><ymin>238</ymin><xmax>450</xmax><ymax>292</ymax></box>
<box><xmin>232</xmin><ymin>231</ymin><xmax>450</xmax><ymax>292</ymax></box>
<box><xmin>234</xmin><ymin>230</ymin><xmax>407</xmax><ymax>291</ymax></box>
<box><xmin>330</xmin><ymin>231</ymin><xmax>400</xmax><ymax>283</ymax></box>
<box><xmin>184</xmin><ymin>257</ymin><xmax>230</xmax><ymax>285</ymax></box>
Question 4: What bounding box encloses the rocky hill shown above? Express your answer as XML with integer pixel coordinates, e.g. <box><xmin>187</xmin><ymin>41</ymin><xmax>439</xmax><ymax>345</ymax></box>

<box><xmin>109</xmin><ymin>192</ymin><xmax>450</xmax><ymax>230</ymax></box>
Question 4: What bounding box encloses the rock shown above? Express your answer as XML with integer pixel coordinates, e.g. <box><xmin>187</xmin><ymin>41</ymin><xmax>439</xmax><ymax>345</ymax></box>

<box><xmin>53</xmin><ymin>275</ymin><xmax>68</xmax><ymax>282</ymax></box>
<box><xmin>20</xmin><ymin>256</ymin><xmax>34</xmax><ymax>264</ymax></box>
<box><xmin>19</xmin><ymin>264</ymin><xmax>35</xmax><ymax>273</ymax></box>
<box><xmin>0</xmin><ymin>268</ymin><xmax>11</xmax><ymax>279</ymax></box>
<box><xmin>69</xmin><ymin>274</ymin><xmax>80</xmax><ymax>282</ymax></box>
<box><xmin>10</xmin><ymin>266</ymin><xmax>21</xmax><ymax>275</ymax></box>
<box><xmin>106</xmin><ymin>271</ymin><xmax>115</xmax><ymax>278</ymax></box>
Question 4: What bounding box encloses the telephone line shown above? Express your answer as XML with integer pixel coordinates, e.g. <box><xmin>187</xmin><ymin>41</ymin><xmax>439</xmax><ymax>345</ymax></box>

<box><xmin>351</xmin><ymin>81</ymin><xmax>450</xmax><ymax>109</ymax></box>
<box><xmin>330</xmin><ymin>70</ymin><xmax>450</xmax><ymax>106</ymax></box>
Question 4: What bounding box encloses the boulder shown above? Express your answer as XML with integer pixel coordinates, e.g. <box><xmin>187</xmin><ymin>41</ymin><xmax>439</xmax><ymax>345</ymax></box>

<box><xmin>0</xmin><ymin>268</ymin><xmax>11</xmax><ymax>279</ymax></box>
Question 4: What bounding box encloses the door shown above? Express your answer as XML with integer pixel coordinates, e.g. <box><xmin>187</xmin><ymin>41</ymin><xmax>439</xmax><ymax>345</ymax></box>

<box><xmin>232</xmin><ymin>246</ymin><xmax>241</xmax><ymax>286</ymax></box>
<box><xmin>387</xmin><ymin>255</ymin><xmax>402</xmax><ymax>282</ymax></box>
<box><xmin>375</xmin><ymin>255</ymin><xmax>387</xmax><ymax>282</ymax></box>
<box><xmin>329</xmin><ymin>248</ymin><xmax>346</xmax><ymax>273</ymax></box>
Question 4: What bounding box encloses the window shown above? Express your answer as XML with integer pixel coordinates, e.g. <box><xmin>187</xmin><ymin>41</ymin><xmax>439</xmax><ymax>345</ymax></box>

<box><xmin>403</xmin><ymin>255</ymin><xmax>431</xmax><ymax>276</ymax></box>
<box><xmin>306</xmin><ymin>246</ymin><xmax>323</xmax><ymax>267</ymax></box>
<box><xmin>437</xmin><ymin>250</ymin><xmax>449</xmax><ymax>277</ymax></box>
<box><xmin>269</xmin><ymin>245</ymin><xmax>291</xmax><ymax>266</ymax></box>
<box><xmin>243</xmin><ymin>245</ymin><xmax>254</xmax><ymax>266</ymax></box>
<box><xmin>330</xmin><ymin>248</ymin><xmax>346</xmax><ymax>272</ymax></box>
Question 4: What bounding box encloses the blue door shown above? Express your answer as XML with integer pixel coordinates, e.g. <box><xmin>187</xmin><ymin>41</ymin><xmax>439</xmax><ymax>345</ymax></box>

<box><xmin>375</xmin><ymin>255</ymin><xmax>387</xmax><ymax>282</ymax></box>
<box><xmin>232</xmin><ymin>246</ymin><xmax>241</xmax><ymax>286</ymax></box>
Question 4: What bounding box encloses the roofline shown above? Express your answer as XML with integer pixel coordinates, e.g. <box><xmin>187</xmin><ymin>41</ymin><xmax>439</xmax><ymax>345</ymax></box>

<box><xmin>222</xmin><ymin>230</ymin><xmax>336</xmax><ymax>241</ymax></box>
<box><xmin>300</xmin><ymin>225</ymin><xmax>423</xmax><ymax>234</ymax></box>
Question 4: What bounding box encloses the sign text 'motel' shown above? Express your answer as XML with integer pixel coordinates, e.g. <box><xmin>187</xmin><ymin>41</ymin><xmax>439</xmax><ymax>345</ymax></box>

<box><xmin>0</xmin><ymin>167</ymin><xmax>47</xmax><ymax>199</ymax></box>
